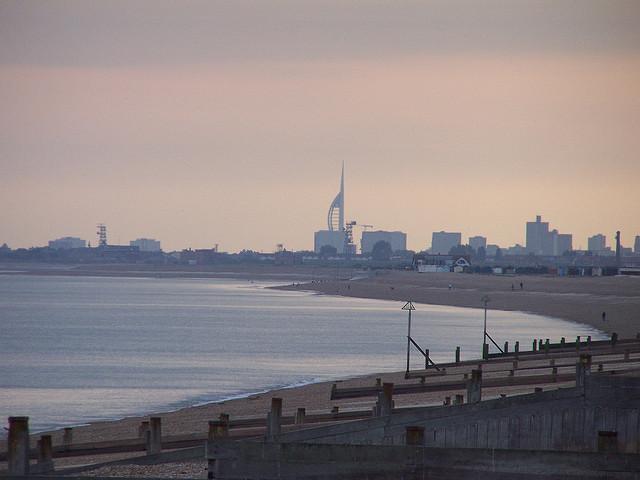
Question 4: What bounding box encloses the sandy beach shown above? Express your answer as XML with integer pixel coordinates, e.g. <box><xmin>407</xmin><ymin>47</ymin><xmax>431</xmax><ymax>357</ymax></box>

<box><xmin>277</xmin><ymin>270</ymin><xmax>640</xmax><ymax>338</ymax></box>
<box><xmin>3</xmin><ymin>360</ymin><xmax>576</xmax><ymax>457</ymax></box>
<box><xmin>2</xmin><ymin>265</ymin><xmax>639</xmax><ymax>473</ymax></box>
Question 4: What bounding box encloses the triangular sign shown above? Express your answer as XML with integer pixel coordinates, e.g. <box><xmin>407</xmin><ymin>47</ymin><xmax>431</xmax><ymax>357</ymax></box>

<box><xmin>402</xmin><ymin>301</ymin><xmax>415</xmax><ymax>311</ymax></box>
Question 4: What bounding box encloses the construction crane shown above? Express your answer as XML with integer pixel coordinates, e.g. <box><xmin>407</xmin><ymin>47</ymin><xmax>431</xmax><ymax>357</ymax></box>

<box><xmin>345</xmin><ymin>222</ymin><xmax>357</xmax><ymax>255</ymax></box>
<box><xmin>345</xmin><ymin>221</ymin><xmax>374</xmax><ymax>255</ymax></box>
<box><xmin>96</xmin><ymin>224</ymin><xmax>107</xmax><ymax>247</ymax></box>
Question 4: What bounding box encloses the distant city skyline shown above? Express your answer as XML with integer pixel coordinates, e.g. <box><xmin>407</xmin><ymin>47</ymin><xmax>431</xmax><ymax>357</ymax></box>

<box><xmin>1</xmin><ymin>1</ymin><xmax>639</xmax><ymax>252</ymax></box>
<box><xmin>4</xmin><ymin>166</ymin><xmax>638</xmax><ymax>254</ymax></box>
<box><xmin>9</xmin><ymin>214</ymin><xmax>639</xmax><ymax>255</ymax></box>
<box><xmin>3</xmin><ymin>149</ymin><xmax>639</xmax><ymax>254</ymax></box>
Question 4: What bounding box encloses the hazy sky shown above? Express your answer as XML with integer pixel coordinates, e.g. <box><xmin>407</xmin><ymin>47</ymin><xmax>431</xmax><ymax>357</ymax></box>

<box><xmin>2</xmin><ymin>1</ymin><xmax>639</xmax><ymax>252</ymax></box>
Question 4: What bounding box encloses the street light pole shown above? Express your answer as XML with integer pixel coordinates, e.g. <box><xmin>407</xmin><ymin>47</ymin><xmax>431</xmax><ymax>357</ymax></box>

<box><xmin>402</xmin><ymin>301</ymin><xmax>415</xmax><ymax>373</ymax></box>
<box><xmin>481</xmin><ymin>295</ymin><xmax>490</xmax><ymax>359</ymax></box>
<box><xmin>407</xmin><ymin>307</ymin><xmax>412</xmax><ymax>372</ymax></box>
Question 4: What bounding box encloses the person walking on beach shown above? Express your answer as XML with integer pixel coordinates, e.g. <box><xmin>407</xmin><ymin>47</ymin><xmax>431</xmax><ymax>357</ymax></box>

<box><xmin>602</xmin><ymin>311</ymin><xmax>606</xmax><ymax>322</ymax></box>
<box><xmin>520</xmin><ymin>281</ymin><xmax>524</xmax><ymax>290</ymax></box>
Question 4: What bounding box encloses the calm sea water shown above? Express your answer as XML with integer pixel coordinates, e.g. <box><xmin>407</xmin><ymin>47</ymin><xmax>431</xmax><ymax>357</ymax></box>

<box><xmin>0</xmin><ymin>274</ymin><xmax>605</xmax><ymax>434</ymax></box>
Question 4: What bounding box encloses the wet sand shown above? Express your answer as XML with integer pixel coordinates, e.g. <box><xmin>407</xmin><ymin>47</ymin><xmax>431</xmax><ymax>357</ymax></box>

<box><xmin>3</xmin><ymin>363</ymin><xmax>575</xmax><ymax>455</ymax></box>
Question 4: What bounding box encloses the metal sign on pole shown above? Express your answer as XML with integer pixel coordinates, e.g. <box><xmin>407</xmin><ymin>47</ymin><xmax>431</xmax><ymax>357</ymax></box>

<box><xmin>402</xmin><ymin>301</ymin><xmax>415</xmax><ymax>373</ymax></box>
<box><xmin>480</xmin><ymin>294</ymin><xmax>503</xmax><ymax>359</ymax></box>
<box><xmin>481</xmin><ymin>295</ymin><xmax>490</xmax><ymax>358</ymax></box>
<box><xmin>402</xmin><ymin>301</ymin><xmax>440</xmax><ymax>376</ymax></box>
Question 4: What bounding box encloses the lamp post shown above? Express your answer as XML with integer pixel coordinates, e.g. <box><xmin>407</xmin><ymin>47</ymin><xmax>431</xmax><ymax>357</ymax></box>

<box><xmin>481</xmin><ymin>295</ymin><xmax>490</xmax><ymax>359</ymax></box>
<box><xmin>403</xmin><ymin>301</ymin><xmax>416</xmax><ymax>373</ymax></box>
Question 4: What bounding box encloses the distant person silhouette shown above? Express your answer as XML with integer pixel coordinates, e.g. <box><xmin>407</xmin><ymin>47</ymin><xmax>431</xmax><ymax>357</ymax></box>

<box><xmin>511</xmin><ymin>284</ymin><xmax>515</xmax><ymax>291</ymax></box>
<box><xmin>520</xmin><ymin>282</ymin><xmax>524</xmax><ymax>290</ymax></box>
<box><xmin>602</xmin><ymin>311</ymin><xmax>606</xmax><ymax>322</ymax></box>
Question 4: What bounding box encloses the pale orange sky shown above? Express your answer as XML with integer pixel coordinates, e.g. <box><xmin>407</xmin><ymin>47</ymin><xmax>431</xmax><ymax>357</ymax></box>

<box><xmin>1</xmin><ymin>1</ymin><xmax>639</xmax><ymax>252</ymax></box>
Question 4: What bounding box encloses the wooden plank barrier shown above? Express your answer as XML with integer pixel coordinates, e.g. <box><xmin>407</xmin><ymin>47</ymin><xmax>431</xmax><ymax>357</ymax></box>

<box><xmin>0</xmin><ymin>409</ymin><xmax>374</xmax><ymax>462</ymax></box>
<box><xmin>405</xmin><ymin>342</ymin><xmax>640</xmax><ymax>380</ymax></box>
<box><xmin>332</xmin><ymin>372</ymin><xmax>578</xmax><ymax>400</ymax></box>
<box><xmin>335</xmin><ymin>359</ymin><xmax>640</xmax><ymax>400</ymax></box>
<box><xmin>6</xmin><ymin>337</ymin><xmax>639</xmax><ymax>463</ymax></box>
<box><xmin>408</xmin><ymin>350</ymin><xmax>640</xmax><ymax>380</ymax></box>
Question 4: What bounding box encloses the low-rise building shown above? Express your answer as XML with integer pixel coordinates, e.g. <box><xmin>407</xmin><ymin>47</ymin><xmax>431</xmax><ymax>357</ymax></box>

<box><xmin>314</xmin><ymin>230</ymin><xmax>346</xmax><ymax>254</ymax></box>
<box><xmin>413</xmin><ymin>253</ymin><xmax>471</xmax><ymax>273</ymax></box>
<box><xmin>48</xmin><ymin>237</ymin><xmax>86</xmax><ymax>249</ymax></box>
<box><xmin>505</xmin><ymin>244</ymin><xmax>526</xmax><ymax>255</ymax></box>
<box><xmin>130</xmin><ymin>238</ymin><xmax>161</xmax><ymax>252</ymax></box>
<box><xmin>361</xmin><ymin>230</ymin><xmax>407</xmax><ymax>254</ymax></box>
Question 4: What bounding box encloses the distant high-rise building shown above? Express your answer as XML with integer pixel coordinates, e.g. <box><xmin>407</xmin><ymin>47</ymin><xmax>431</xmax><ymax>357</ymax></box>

<box><xmin>552</xmin><ymin>231</ymin><xmax>572</xmax><ymax>256</ymax></box>
<box><xmin>526</xmin><ymin>215</ymin><xmax>550</xmax><ymax>255</ymax></box>
<box><xmin>635</xmin><ymin>236</ymin><xmax>640</xmax><ymax>254</ymax></box>
<box><xmin>314</xmin><ymin>165</ymin><xmax>346</xmax><ymax>254</ymax></box>
<box><xmin>485</xmin><ymin>244</ymin><xmax>500</xmax><ymax>257</ymax></box>
<box><xmin>468</xmin><ymin>236</ymin><xmax>487</xmax><ymax>252</ymax></box>
<box><xmin>431</xmin><ymin>231</ymin><xmax>461</xmax><ymax>255</ymax></box>
<box><xmin>526</xmin><ymin>215</ymin><xmax>571</xmax><ymax>256</ymax></box>
<box><xmin>588</xmin><ymin>234</ymin><xmax>607</xmax><ymax>252</ymax></box>
<box><xmin>361</xmin><ymin>231</ymin><xmax>407</xmax><ymax>254</ymax></box>
<box><xmin>130</xmin><ymin>238</ymin><xmax>161</xmax><ymax>252</ymax></box>
<box><xmin>48</xmin><ymin>237</ymin><xmax>86</xmax><ymax>249</ymax></box>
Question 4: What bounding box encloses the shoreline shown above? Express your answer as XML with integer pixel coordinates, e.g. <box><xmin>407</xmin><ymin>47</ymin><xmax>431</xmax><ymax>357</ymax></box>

<box><xmin>2</xmin><ymin>265</ymin><xmax>638</xmax><ymax>457</ymax></box>
<box><xmin>0</xmin><ymin>263</ymin><xmax>344</xmax><ymax>282</ymax></box>
<box><xmin>21</xmin><ymin>296</ymin><xmax>606</xmax><ymax>439</ymax></box>
<box><xmin>4</xmin><ymin>313</ymin><xmax>604</xmax><ymax>451</ymax></box>
<box><xmin>274</xmin><ymin>270</ymin><xmax>640</xmax><ymax>338</ymax></box>
<box><xmin>3</xmin><ymin>263</ymin><xmax>637</xmax><ymax>338</ymax></box>
<box><xmin>3</xmin><ymin>369</ymin><xmax>398</xmax><ymax>451</ymax></box>
<box><xmin>15</xmin><ymin>374</ymin><xmax>330</xmax><ymax>440</ymax></box>
<box><xmin>24</xmin><ymin>375</ymin><xmax>331</xmax><ymax>438</ymax></box>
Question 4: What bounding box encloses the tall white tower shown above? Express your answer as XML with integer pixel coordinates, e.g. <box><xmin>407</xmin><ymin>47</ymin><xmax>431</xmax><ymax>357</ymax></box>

<box><xmin>327</xmin><ymin>163</ymin><xmax>345</xmax><ymax>232</ymax></box>
<box><xmin>314</xmin><ymin>164</ymin><xmax>347</xmax><ymax>254</ymax></box>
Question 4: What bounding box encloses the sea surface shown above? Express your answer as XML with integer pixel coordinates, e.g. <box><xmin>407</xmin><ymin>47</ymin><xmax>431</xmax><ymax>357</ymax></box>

<box><xmin>0</xmin><ymin>274</ymin><xmax>606</xmax><ymax>434</ymax></box>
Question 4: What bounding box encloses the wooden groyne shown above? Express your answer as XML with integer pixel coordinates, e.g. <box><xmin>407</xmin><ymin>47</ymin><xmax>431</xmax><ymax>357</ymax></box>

<box><xmin>5</xmin><ymin>335</ymin><xmax>640</xmax><ymax>479</ymax></box>
<box><xmin>331</xmin><ymin>334</ymin><xmax>640</xmax><ymax>400</ymax></box>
